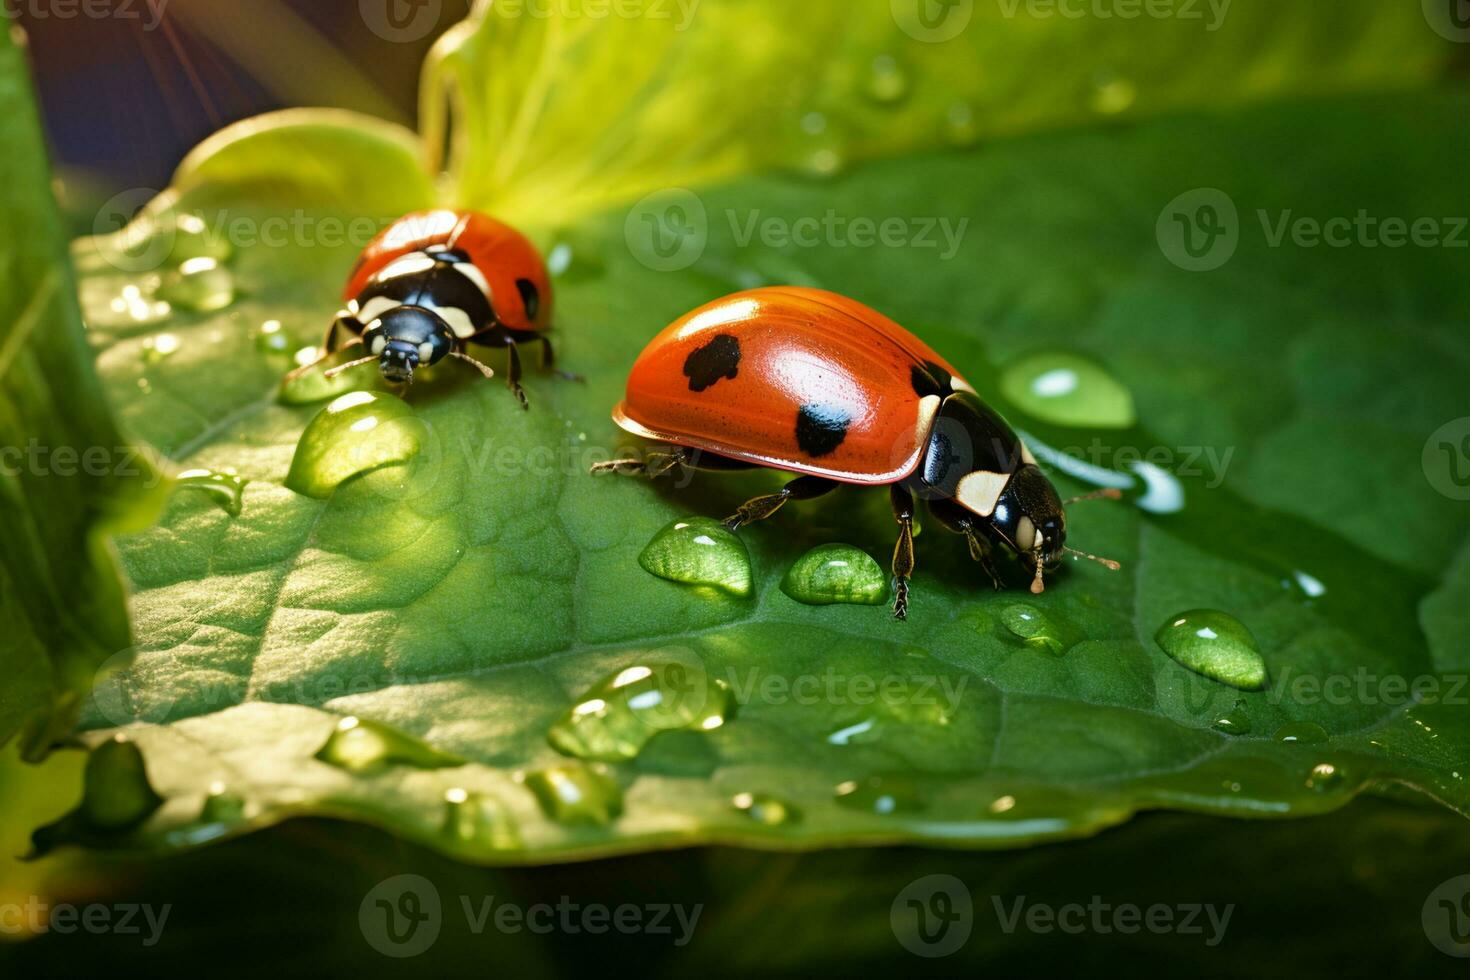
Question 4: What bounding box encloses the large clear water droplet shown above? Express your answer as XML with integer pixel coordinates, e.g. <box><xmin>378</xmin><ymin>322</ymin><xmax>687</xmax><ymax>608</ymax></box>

<box><xmin>442</xmin><ymin>787</ymin><xmax>521</xmax><ymax>849</ymax></box>
<box><xmin>999</xmin><ymin>351</ymin><xmax>1136</xmax><ymax>429</ymax></box>
<box><xmin>285</xmin><ymin>391</ymin><xmax>424</xmax><ymax>499</ymax></box>
<box><xmin>314</xmin><ymin>716</ymin><xmax>464</xmax><ymax>774</ymax></box>
<box><xmin>781</xmin><ymin>543</ymin><xmax>888</xmax><ymax>606</ymax></box>
<box><xmin>1155</xmin><ymin>609</ymin><xmax>1268</xmax><ymax>691</ymax></box>
<box><xmin>520</xmin><ymin>766</ymin><xmax>622</xmax><ymax>825</ymax></box>
<box><xmin>256</xmin><ymin>319</ymin><xmax>291</xmax><ymax>355</ymax></box>
<box><xmin>157</xmin><ymin>257</ymin><xmax>235</xmax><ymax>313</ymax></box>
<box><xmin>547</xmin><ymin>661</ymin><xmax>733</xmax><ymax>762</ymax></box>
<box><xmin>1212</xmin><ymin>698</ymin><xmax>1252</xmax><ymax>736</ymax></box>
<box><xmin>1000</xmin><ymin>603</ymin><xmax>1079</xmax><ymax>654</ymax></box>
<box><xmin>639</xmin><ymin>517</ymin><xmax>753</xmax><ymax>596</ymax></box>
<box><xmin>175</xmin><ymin>467</ymin><xmax>247</xmax><ymax>516</ymax></box>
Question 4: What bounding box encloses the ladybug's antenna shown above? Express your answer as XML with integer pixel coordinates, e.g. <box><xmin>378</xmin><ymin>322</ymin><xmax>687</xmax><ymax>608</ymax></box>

<box><xmin>1064</xmin><ymin>546</ymin><xmax>1121</xmax><ymax>571</ymax></box>
<box><xmin>322</xmin><ymin>354</ymin><xmax>377</xmax><ymax>379</ymax></box>
<box><xmin>1064</xmin><ymin>488</ymin><xmax>1123</xmax><ymax>506</ymax></box>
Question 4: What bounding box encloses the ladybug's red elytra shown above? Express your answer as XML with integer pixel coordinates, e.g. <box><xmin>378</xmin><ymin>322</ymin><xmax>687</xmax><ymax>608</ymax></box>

<box><xmin>291</xmin><ymin>209</ymin><xmax>568</xmax><ymax>407</ymax></box>
<box><xmin>593</xmin><ymin>286</ymin><xmax>1120</xmax><ymax>619</ymax></box>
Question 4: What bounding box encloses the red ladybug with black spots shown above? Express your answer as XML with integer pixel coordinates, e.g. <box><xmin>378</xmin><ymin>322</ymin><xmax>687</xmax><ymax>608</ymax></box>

<box><xmin>593</xmin><ymin>286</ymin><xmax>1119</xmax><ymax>619</ymax></box>
<box><xmin>292</xmin><ymin>209</ymin><xmax>571</xmax><ymax>407</ymax></box>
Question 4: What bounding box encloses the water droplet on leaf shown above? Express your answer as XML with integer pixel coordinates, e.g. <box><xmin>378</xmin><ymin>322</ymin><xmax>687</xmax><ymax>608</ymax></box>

<box><xmin>639</xmin><ymin>517</ymin><xmax>753</xmax><ymax>596</ymax></box>
<box><xmin>547</xmin><ymin>661</ymin><xmax>733</xmax><ymax>762</ymax></box>
<box><xmin>732</xmin><ymin>792</ymin><xmax>797</xmax><ymax>825</ymax></box>
<box><xmin>863</xmin><ymin>54</ymin><xmax>909</xmax><ymax>105</ymax></box>
<box><xmin>781</xmin><ymin>543</ymin><xmax>888</xmax><ymax>606</ymax></box>
<box><xmin>1155</xmin><ymin>609</ymin><xmax>1268</xmax><ymax>691</ymax></box>
<box><xmin>521</xmin><ymin>766</ymin><xmax>622</xmax><ymax>825</ymax></box>
<box><xmin>999</xmin><ymin>351</ymin><xmax>1136</xmax><ymax>429</ymax></box>
<box><xmin>834</xmin><ymin>774</ymin><xmax>922</xmax><ymax>815</ymax></box>
<box><xmin>157</xmin><ymin>257</ymin><xmax>235</xmax><ymax>313</ymax></box>
<box><xmin>285</xmin><ymin>391</ymin><xmax>424</xmax><ymax>499</ymax></box>
<box><xmin>175</xmin><ymin>467</ymin><xmax>246</xmax><ymax>516</ymax></box>
<box><xmin>1274</xmin><ymin>721</ymin><xmax>1329</xmax><ymax>745</ymax></box>
<box><xmin>1089</xmin><ymin>71</ymin><xmax>1137</xmax><ymax>115</ymax></box>
<box><xmin>442</xmin><ymin>788</ymin><xmax>520</xmax><ymax>848</ymax></box>
<box><xmin>314</xmin><ymin>716</ymin><xmax>464</xmax><ymax>774</ymax></box>
<box><xmin>1000</xmin><ymin>603</ymin><xmax>1077</xmax><ymax>654</ymax></box>
<box><xmin>1212</xmin><ymin>698</ymin><xmax>1252</xmax><ymax>736</ymax></box>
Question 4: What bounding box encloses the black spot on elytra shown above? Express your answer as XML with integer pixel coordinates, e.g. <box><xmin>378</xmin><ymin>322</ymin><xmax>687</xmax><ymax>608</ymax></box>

<box><xmin>795</xmin><ymin>404</ymin><xmax>851</xmax><ymax>457</ymax></box>
<box><xmin>515</xmin><ymin>278</ymin><xmax>541</xmax><ymax>321</ymax></box>
<box><xmin>683</xmin><ymin>334</ymin><xmax>741</xmax><ymax>392</ymax></box>
<box><xmin>911</xmin><ymin>361</ymin><xmax>954</xmax><ymax>397</ymax></box>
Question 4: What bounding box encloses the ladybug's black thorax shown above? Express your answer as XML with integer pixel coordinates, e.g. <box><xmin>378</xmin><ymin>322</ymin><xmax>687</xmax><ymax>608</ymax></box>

<box><xmin>910</xmin><ymin>390</ymin><xmax>1026</xmax><ymax>499</ymax></box>
<box><xmin>355</xmin><ymin>251</ymin><xmax>496</xmax><ymax>334</ymax></box>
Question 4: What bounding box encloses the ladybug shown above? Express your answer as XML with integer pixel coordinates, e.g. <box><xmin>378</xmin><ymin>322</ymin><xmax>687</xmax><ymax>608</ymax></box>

<box><xmin>292</xmin><ymin>209</ymin><xmax>566</xmax><ymax>406</ymax></box>
<box><xmin>592</xmin><ymin>287</ymin><xmax>1119</xmax><ymax>619</ymax></box>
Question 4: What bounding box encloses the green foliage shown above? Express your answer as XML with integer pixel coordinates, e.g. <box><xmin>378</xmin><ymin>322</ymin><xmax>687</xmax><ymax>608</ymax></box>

<box><xmin>18</xmin><ymin>2</ymin><xmax>1470</xmax><ymax>863</ymax></box>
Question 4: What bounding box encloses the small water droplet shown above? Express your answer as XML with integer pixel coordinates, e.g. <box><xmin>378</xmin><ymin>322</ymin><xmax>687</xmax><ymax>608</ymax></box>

<box><xmin>732</xmin><ymin>792</ymin><xmax>798</xmax><ymax>825</ymax></box>
<box><xmin>1088</xmin><ymin>71</ymin><xmax>1137</xmax><ymax>115</ymax></box>
<box><xmin>82</xmin><ymin>278</ymin><xmax>172</xmax><ymax>328</ymax></box>
<box><xmin>781</xmin><ymin>543</ymin><xmax>888</xmax><ymax>606</ymax></box>
<box><xmin>1155</xmin><ymin>609</ymin><xmax>1268</xmax><ymax>691</ymax></box>
<box><xmin>285</xmin><ymin>391</ymin><xmax>424</xmax><ymax>499</ymax></box>
<box><xmin>1273</xmin><ymin>721</ymin><xmax>1329</xmax><ymax>745</ymax></box>
<box><xmin>140</xmin><ymin>332</ymin><xmax>181</xmax><ymax>363</ymax></box>
<box><xmin>82</xmin><ymin>735</ymin><xmax>164</xmax><ymax>831</ymax></box>
<box><xmin>520</xmin><ymin>766</ymin><xmax>622</xmax><ymax>825</ymax></box>
<box><xmin>546</xmin><ymin>233</ymin><xmax>605</xmax><ymax>281</ymax></box>
<box><xmin>989</xmin><ymin>794</ymin><xmax>1017</xmax><ymax>814</ymax></box>
<box><xmin>256</xmin><ymin>319</ymin><xmax>290</xmax><ymax>355</ymax></box>
<box><xmin>789</xmin><ymin>111</ymin><xmax>847</xmax><ymax>179</ymax></box>
<box><xmin>834</xmin><ymin>774</ymin><xmax>922</xmax><ymax>815</ymax></box>
<box><xmin>314</xmin><ymin>716</ymin><xmax>464</xmax><ymax>774</ymax></box>
<box><xmin>170</xmin><ymin>212</ymin><xmax>233</xmax><ymax>264</ymax></box>
<box><xmin>944</xmin><ymin>101</ymin><xmax>981</xmax><ymax>147</ymax></box>
<box><xmin>1212</xmin><ymin>698</ymin><xmax>1252</xmax><ymax>736</ymax></box>
<box><xmin>442</xmin><ymin>788</ymin><xmax>521</xmax><ymax>848</ymax></box>
<box><xmin>639</xmin><ymin>517</ymin><xmax>753</xmax><ymax>596</ymax></box>
<box><xmin>547</xmin><ymin>662</ymin><xmax>733</xmax><ymax>762</ymax></box>
<box><xmin>1305</xmin><ymin>762</ymin><xmax>1345</xmax><ymax>792</ymax></box>
<box><xmin>175</xmin><ymin>467</ymin><xmax>247</xmax><ymax>516</ymax></box>
<box><xmin>1291</xmin><ymin>570</ymin><xmax>1327</xmax><ymax>599</ymax></box>
<box><xmin>1000</xmin><ymin>603</ymin><xmax>1077</xmax><ymax>654</ymax></box>
<box><xmin>999</xmin><ymin>351</ymin><xmax>1136</xmax><ymax>429</ymax></box>
<box><xmin>863</xmin><ymin>54</ymin><xmax>909</xmax><ymax>105</ymax></box>
<box><xmin>157</xmin><ymin>257</ymin><xmax>235</xmax><ymax>313</ymax></box>
<box><xmin>827</xmin><ymin>718</ymin><xmax>878</xmax><ymax>745</ymax></box>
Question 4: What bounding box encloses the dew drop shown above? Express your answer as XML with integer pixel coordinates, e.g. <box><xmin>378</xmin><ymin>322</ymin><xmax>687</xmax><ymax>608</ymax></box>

<box><xmin>81</xmin><ymin>278</ymin><xmax>172</xmax><ymax>328</ymax></box>
<box><xmin>175</xmin><ymin>467</ymin><xmax>247</xmax><ymax>517</ymax></box>
<box><xmin>1274</xmin><ymin>721</ymin><xmax>1329</xmax><ymax>745</ymax></box>
<box><xmin>1212</xmin><ymin>698</ymin><xmax>1252</xmax><ymax>736</ymax></box>
<box><xmin>546</xmin><ymin>233</ymin><xmax>605</xmax><ymax>281</ymax></box>
<box><xmin>863</xmin><ymin>53</ymin><xmax>910</xmax><ymax>105</ymax></box>
<box><xmin>520</xmin><ymin>766</ymin><xmax>622</xmax><ymax>825</ymax></box>
<box><xmin>140</xmin><ymin>332</ymin><xmax>181</xmax><ymax>363</ymax></box>
<box><xmin>781</xmin><ymin>543</ymin><xmax>888</xmax><ymax>606</ymax></box>
<box><xmin>999</xmin><ymin>351</ymin><xmax>1136</xmax><ymax>429</ymax></box>
<box><xmin>1000</xmin><ymin>603</ymin><xmax>1077</xmax><ymax>654</ymax></box>
<box><xmin>834</xmin><ymin>774</ymin><xmax>922</xmax><ymax>815</ymax></box>
<box><xmin>789</xmin><ymin>111</ymin><xmax>848</xmax><ymax>179</ymax></box>
<box><xmin>256</xmin><ymin>319</ymin><xmax>290</xmax><ymax>355</ymax></box>
<box><xmin>157</xmin><ymin>257</ymin><xmax>235</xmax><ymax>313</ymax></box>
<box><xmin>170</xmin><ymin>212</ymin><xmax>233</xmax><ymax>264</ymax></box>
<box><xmin>732</xmin><ymin>792</ymin><xmax>798</xmax><ymax>825</ymax></box>
<box><xmin>1088</xmin><ymin>71</ymin><xmax>1137</xmax><ymax>115</ymax></box>
<box><xmin>442</xmin><ymin>788</ymin><xmax>521</xmax><ymax>849</ymax></box>
<box><xmin>547</xmin><ymin>662</ymin><xmax>733</xmax><ymax>762</ymax></box>
<box><xmin>944</xmin><ymin>101</ymin><xmax>981</xmax><ymax>147</ymax></box>
<box><xmin>314</xmin><ymin>716</ymin><xmax>464</xmax><ymax>775</ymax></box>
<box><xmin>81</xmin><ymin>735</ymin><xmax>164</xmax><ymax>831</ymax></box>
<box><xmin>1305</xmin><ymin>762</ymin><xmax>1345</xmax><ymax>792</ymax></box>
<box><xmin>285</xmin><ymin>391</ymin><xmax>424</xmax><ymax>499</ymax></box>
<box><xmin>1155</xmin><ymin>609</ymin><xmax>1268</xmax><ymax>691</ymax></box>
<box><xmin>639</xmin><ymin>517</ymin><xmax>753</xmax><ymax>596</ymax></box>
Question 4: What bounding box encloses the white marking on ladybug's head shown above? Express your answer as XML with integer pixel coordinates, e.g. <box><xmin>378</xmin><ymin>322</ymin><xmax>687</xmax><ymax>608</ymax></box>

<box><xmin>434</xmin><ymin>305</ymin><xmax>478</xmax><ymax>339</ymax></box>
<box><xmin>370</xmin><ymin>333</ymin><xmax>387</xmax><ymax>355</ymax></box>
<box><xmin>452</xmin><ymin>261</ymin><xmax>491</xmax><ymax>301</ymax></box>
<box><xmin>956</xmin><ymin>469</ymin><xmax>1010</xmax><ymax>518</ymax></box>
<box><xmin>1015</xmin><ymin>515</ymin><xmax>1038</xmax><ymax>553</ymax></box>
<box><xmin>418</xmin><ymin>342</ymin><xmax>434</xmax><ymax>362</ymax></box>
<box><xmin>950</xmin><ymin>376</ymin><xmax>978</xmax><ymax>395</ymax></box>
<box><xmin>357</xmin><ymin>295</ymin><xmax>400</xmax><ymax>324</ymax></box>
<box><xmin>1020</xmin><ymin>441</ymin><xmax>1038</xmax><ymax>467</ymax></box>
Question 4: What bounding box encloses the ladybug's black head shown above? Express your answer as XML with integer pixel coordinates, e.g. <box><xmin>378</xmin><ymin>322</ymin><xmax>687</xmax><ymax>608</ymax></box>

<box><xmin>1000</xmin><ymin>465</ymin><xmax>1067</xmax><ymax>567</ymax></box>
<box><xmin>363</xmin><ymin>306</ymin><xmax>454</xmax><ymax>383</ymax></box>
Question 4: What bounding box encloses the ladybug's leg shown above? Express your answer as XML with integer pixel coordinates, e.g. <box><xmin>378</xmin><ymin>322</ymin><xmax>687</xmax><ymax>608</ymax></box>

<box><xmin>724</xmin><ymin>476</ymin><xmax>836</xmax><ymax>531</ymax></box>
<box><xmin>890</xmin><ymin>485</ymin><xmax>916</xmax><ymax>621</ymax></box>
<box><xmin>928</xmin><ymin>498</ymin><xmax>1004</xmax><ymax>590</ymax></box>
<box><xmin>504</xmin><ymin>340</ymin><xmax>530</xmax><ymax>410</ymax></box>
<box><xmin>284</xmin><ymin>313</ymin><xmax>362</xmax><ymax>381</ymax></box>
<box><xmin>591</xmin><ymin>446</ymin><xmax>697</xmax><ymax>478</ymax></box>
<box><xmin>538</xmin><ymin>335</ymin><xmax>584</xmax><ymax>383</ymax></box>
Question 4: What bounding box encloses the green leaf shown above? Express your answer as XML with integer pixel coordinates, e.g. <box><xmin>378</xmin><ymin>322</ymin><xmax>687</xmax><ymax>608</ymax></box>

<box><xmin>0</xmin><ymin>31</ymin><xmax>163</xmax><ymax>758</ymax></box>
<box><xmin>42</xmin><ymin>4</ymin><xmax>1470</xmax><ymax>859</ymax></box>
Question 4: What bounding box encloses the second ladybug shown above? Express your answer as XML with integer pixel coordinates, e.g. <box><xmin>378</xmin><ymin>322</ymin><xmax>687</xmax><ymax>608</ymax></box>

<box><xmin>293</xmin><ymin>209</ymin><xmax>566</xmax><ymax>407</ymax></box>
